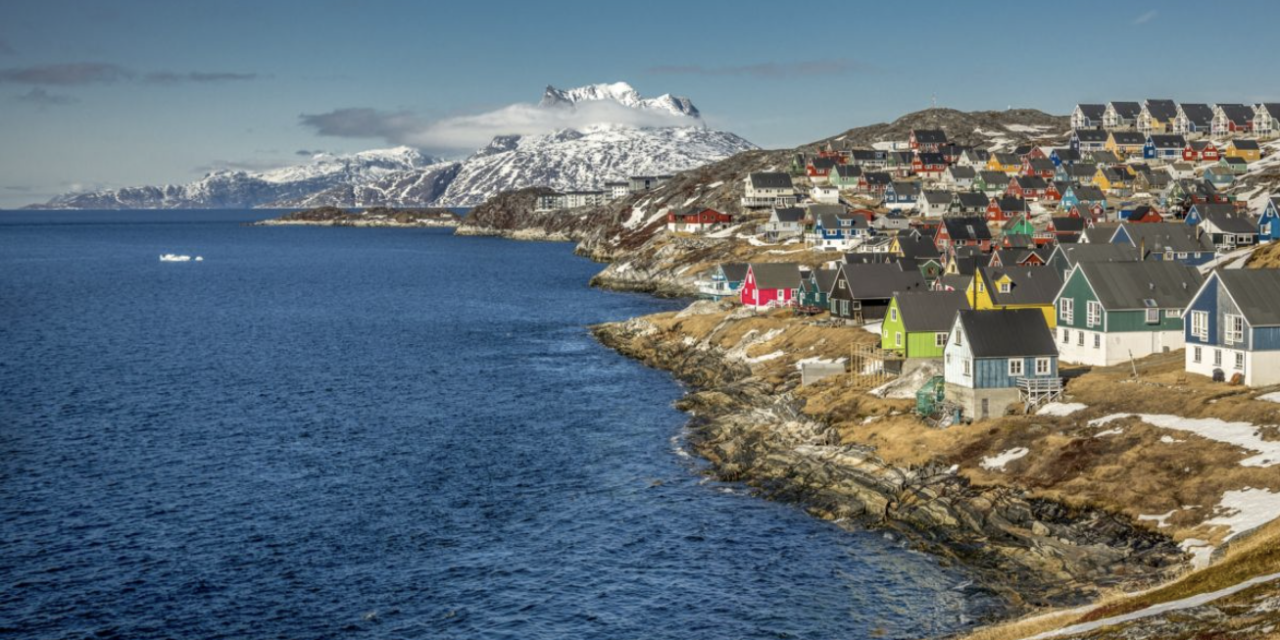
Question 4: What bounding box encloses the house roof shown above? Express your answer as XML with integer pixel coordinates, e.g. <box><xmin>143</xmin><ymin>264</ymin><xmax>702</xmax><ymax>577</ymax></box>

<box><xmin>749</xmin><ymin>172</ymin><xmax>793</xmax><ymax>189</ymax></box>
<box><xmin>1188</xmin><ymin>140</ymin><xmax>1216</xmax><ymax>152</ymax></box>
<box><xmin>1109</xmin><ymin>102</ymin><xmax>1143</xmax><ymax>118</ymax></box>
<box><xmin>1229</xmin><ymin>139</ymin><xmax>1261</xmax><ymax>151</ymax></box>
<box><xmin>1218</xmin><ymin>104</ymin><xmax>1253</xmax><ymax>125</ymax></box>
<box><xmin>1110</xmin><ymin>131</ymin><xmax>1146</xmax><ymax>145</ymax></box>
<box><xmin>1055</xmin><ymin>243</ymin><xmax>1142</xmax><ymax>266</ymax></box>
<box><xmin>1066</xmin><ymin>164</ymin><xmax>1099</xmax><ymax>179</ymax></box>
<box><xmin>834</xmin><ymin>164</ymin><xmax>863</xmax><ymax>178</ymax></box>
<box><xmin>953</xmin><ymin>191</ymin><xmax>989</xmax><ymax>208</ymax></box>
<box><xmin>895</xmin><ymin>291</ymin><xmax>970</xmax><ymax>332</ymax></box>
<box><xmin>1260</xmin><ymin>104</ymin><xmax>1280</xmax><ymax>120</ymax></box>
<box><xmin>936</xmin><ymin>274</ymin><xmax>972</xmax><ymax>292</ymax></box>
<box><xmin>1118</xmin><ymin>222</ymin><xmax>1214</xmax><ymax>253</ymax></box>
<box><xmin>838</xmin><ymin>262</ymin><xmax>928</xmax><ymax>299</ymax></box>
<box><xmin>993</xmin><ymin>196</ymin><xmax>1029</xmax><ymax>212</ymax></box>
<box><xmin>864</xmin><ymin>171</ymin><xmax>893</xmax><ymax>185</ymax></box>
<box><xmin>1180</xmin><ymin>103</ymin><xmax>1214</xmax><ymax>126</ymax></box>
<box><xmin>890</xmin><ymin>181</ymin><xmax>922</xmax><ymax>196</ymax></box>
<box><xmin>807</xmin><ymin>203</ymin><xmax>848</xmax><ymax>217</ymax></box>
<box><xmin>1145</xmin><ymin>99</ymin><xmax>1178</xmax><ymax>121</ymax></box>
<box><xmin>1078</xmin><ymin>261</ymin><xmax>1203</xmax><ymax>310</ymax></box>
<box><xmin>979</xmin><ymin>266</ymin><xmax>1065</xmax><ymax>307</ymax></box>
<box><xmin>1074</xmin><ymin>129</ymin><xmax>1110</xmax><ymax>142</ymax></box>
<box><xmin>1148</xmin><ymin>133</ymin><xmax>1187</xmax><ymax>148</ymax></box>
<box><xmin>1026</xmin><ymin>158</ymin><xmax>1056</xmax><ymax>171</ymax></box>
<box><xmin>897</xmin><ymin>235</ymin><xmax>942</xmax><ymax>260</ymax></box>
<box><xmin>1051</xmin><ymin>216</ymin><xmax>1087</xmax><ymax>233</ymax></box>
<box><xmin>1216</xmin><ymin>270</ymin><xmax>1280</xmax><ymax>326</ymax></box>
<box><xmin>942</xmin><ymin>216</ymin><xmax>993</xmax><ymax>241</ymax></box>
<box><xmin>749</xmin><ymin>262</ymin><xmax>802</xmax><ymax>289</ymax></box>
<box><xmin>993</xmin><ymin>152</ymin><xmax>1021</xmax><ymax>165</ymax></box>
<box><xmin>1204</xmin><ymin>211</ymin><xmax>1257</xmax><ymax>234</ymax></box>
<box><xmin>917</xmin><ymin>152</ymin><xmax>946</xmax><ymax>165</ymax></box>
<box><xmin>771</xmin><ymin>207</ymin><xmax>806</xmax><ymax>223</ymax></box>
<box><xmin>813</xmin><ymin>268</ymin><xmax>840</xmax><ymax>294</ymax></box>
<box><xmin>922</xmin><ymin>190</ymin><xmax>953</xmax><ymax>205</ymax></box>
<box><xmin>1075</xmin><ymin>104</ymin><xmax>1105</xmax><ymax>119</ymax></box>
<box><xmin>1069</xmin><ymin>185</ymin><xmax>1106</xmax><ymax>200</ymax></box>
<box><xmin>720</xmin><ymin>263</ymin><xmax>749</xmax><ymax>283</ymax></box>
<box><xmin>947</xmin><ymin>165</ymin><xmax>977</xmax><ymax>179</ymax></box>
<box><xmin>1053</xmin><ymin>148</ymin><xmax>1082</xmax><ymax>161</ymax></box>
<box><xmin>1014</xmin><ymin>175</ymin><xmax>1049</xmax><ymax>189</ymax></box>
<box><xmin>978</xmin><ymin>170</ymin><xmax>1011</xmax><ymax>185</ymax></box>
<box><xmin>811</xmin><ymin>157</ymin><xmax>838</xmax><ymax>170</ymax></box>
<box><xmin>912</xmin><ymin>129</ymin><xmax>948</xmax><ymax>144</ymax></box>
<box><xmin>956</xmin><ymin>309</ymin><xmax>1057</xmax><ymax>358</ymax></box>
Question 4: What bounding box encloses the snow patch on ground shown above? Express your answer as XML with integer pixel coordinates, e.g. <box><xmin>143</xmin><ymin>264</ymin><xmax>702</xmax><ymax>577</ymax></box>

<box><xmin>1137</xmin><ymin>510</ymin><xmax>1176</xmax><ymax>528</ymax></box>
<box><xmin>1037</xmin><ymin>402</ymin><xmax>1087</xmax><ymax>416</ymax></box>
<box><xmin>1160</xmin><ymin>435</ymin><xmax>1185</xmax><ymax>444</ymax></box>
<box><xmin>745</xmin><ymin>350</ymin><xmax>785</xmax><ymax>364</ymax></box>
<box><xmin>706</xmin><ymin>223</ymin><xmax>743</xmax><ymax>238</ymax></box>
<box><xmin>861</xmin><ymin>321</ymin><xmax>882</xmax><ymax>336</ymax></box>
<box><xmin>1089</xmin><ymin>413</ymin><xmax>1280</xmax><ymax>467</ymax></box>
<box><xmin>980</xmin><ymin>447</ymin><xmax>1030</xmax><ymax>471</ymax></box>
<box><xmin>1204</xmin><ymin>487</ymin><xmax>1280</xmax><ymax>543</ymax></box>
<box><xmin>1004</xmin><ymin>124</ymin><xmax>1049</xmax><ymax>133</ymax></box>
<box><xmin>1257</xmin><ymin>391</ymin><xmax>1280</xmax><ymax>403</ymax></box>
<box><xmin>1094</xmin><ymin>427</ymin><xmax>1124</xmax><ymax>437</ymax></box>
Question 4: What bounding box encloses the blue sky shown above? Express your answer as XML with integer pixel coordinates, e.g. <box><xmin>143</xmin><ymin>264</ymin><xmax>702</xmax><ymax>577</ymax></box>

<box><xmin>2</xmin><ymin>0</ymin><xmax>1279</xmax><ymax>207</ymax></box>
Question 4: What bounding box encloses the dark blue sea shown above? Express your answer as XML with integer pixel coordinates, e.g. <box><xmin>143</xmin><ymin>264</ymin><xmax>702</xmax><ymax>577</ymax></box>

<box><xmin>0</xmin><ymin>211</ymin><xmax>988</xmax><ymax>640</ymax></box>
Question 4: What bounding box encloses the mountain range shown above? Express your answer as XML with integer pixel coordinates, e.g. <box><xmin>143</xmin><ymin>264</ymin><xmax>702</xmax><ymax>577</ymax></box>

<box><xmin>29</xmin><ymin>83</ymin><xmax>755</xmax><ymax>210</ymax></box>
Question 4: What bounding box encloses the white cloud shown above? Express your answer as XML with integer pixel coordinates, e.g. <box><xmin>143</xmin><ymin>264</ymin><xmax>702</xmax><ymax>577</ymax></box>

<box><xmin>300</xmin><ymin>100</ymin><xmax>696</xmax><ymax>154</ymax></box>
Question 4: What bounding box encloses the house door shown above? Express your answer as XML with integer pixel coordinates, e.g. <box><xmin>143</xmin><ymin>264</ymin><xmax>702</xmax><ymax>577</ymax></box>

<box><xmin>980</xmin><ymin>398</ymin><xmax>989</xmax><ymax>419</ymax></box>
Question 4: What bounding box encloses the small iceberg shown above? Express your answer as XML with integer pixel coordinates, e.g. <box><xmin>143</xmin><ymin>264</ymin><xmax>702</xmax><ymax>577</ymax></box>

<box><xmin>159</xmin><ymin>254</ymin><xmax>202</xmax><ymax>262</ymax></box>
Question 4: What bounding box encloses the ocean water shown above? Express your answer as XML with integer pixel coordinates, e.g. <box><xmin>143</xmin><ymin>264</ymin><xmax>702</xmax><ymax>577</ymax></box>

<box><xmin>0</xmin><ymin>211</ymin><xmax>989</xmax><ymax>639</ymax></box>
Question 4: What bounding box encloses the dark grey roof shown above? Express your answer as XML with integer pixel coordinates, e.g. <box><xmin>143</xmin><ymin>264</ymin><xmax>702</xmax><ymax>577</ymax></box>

<box><xmin>1218</xmin><ymin>104</ymin><xmax>1253</xmax><ymax>125</ymax></box>
<box><xmin>1119</xmin><ymin>222</ymin><xmax>1214</xmax><ymax>253</ymax></box>
<box><xmin>720</xmin><ymin>263</ymin><xmax>749</xmax><ymax>282</ymax></box>
<box><xmin>1147</xmin><ymin>133</ymin><xmax>1186</xmax><ymax>148</ymax></box>
<box><xmin>942</xmin><ymin>216</ymin><xmax>993</xmax><ymax>241</ymax></box>
<box><xmin>948</xmin><ymin>165</ymin><xmax>976</xmax><ymax>178</ymax></box>
<box><xmin>1145</xmin><ymin>99</ymin><xmax>1178</xmax><ymax>121</ymax></box>
<box><xmin>992</xmin><ymin>196</ymin><xmax>1028</xmax><ymax>212</ymax></box>
<box><xmin>1230</xmin><ymin>139</ymin><xmax>1261</xmax><ymax>151</ymax></box>
<box><xmin>834</xmin><ymin>164</ymin><xmax>863</xmax><ymax>178</ymax></box>
<box><xmin>889</xmin><ymin>181</ymin><xmax>921</xmax><ymax>196</ymax></box>
<box><xmin>1204</xmin><ymin>211</ymin><xmax>1257</xmax><ymax>234</ymax></box>
<box><xmin>1074</xmin><ymin>129</ymin><xmax>1110</xmax><ymax>142</ymax></box>
<box><xmin>864</xmin><ymin>171</ymin><xmax>892</xmax><ymax>185</ymax></box>
<box><xmin>1052</xmin><ymin>243</ymin><xmax>1137</xmax><ymax>268</ymax></box>
<box><xmin>1015</xmin><ymin>175</ymin><xmax>1048</xmax><ymax>189</ymax></box>
<box><xmin>748</xmin><ymin>172</ymin><xmax>794</xmax><ymax>189</ymax></box>
<box><xmin>811</xmin><ymin>157</ymin><xmax>838</xmax><ymax>170</ymax></box>
<box><xmin>1078</xmin><ymin>261</ymin><xmax>1203</xmax><ymax>310</ymax></box>
<box><xmin>956</xmin><ymin>309</ymin><xmax>1057</xmax><ymax>358</ymax></box>
<box><xmin>1111</xmin><ymin>131</ymin><xmax>1146</xmax><ymax>145</ymax></box>
<box><xmin>980</xmin><ymin>266</ymin><xmax>1064</xmax><ymax>306</ymax></box>
<box><xmin>952</xmin><ymin>191</ymin><xmax>989</xmax><ymax>208</ymax></box>
<box><xmin>978</xmin><ymin>170</ymin><xmax>1010</xmax><ymax>185</ymax></box>
<box><xmin>1082</xmin><ymin>225</ymin><xmax>1119</xmax><ymax>244</ymax></box>
<box><xmin>771</xmin><ymin>207</ymin><xmax>806</xmax><ymax>223</ymax></box>
<box><xmin>749</xmin><ymin>262</ymin><xmax>801</xmax><ymax>289</ymax></box>
<box><xmin>807</xmin><ymin>203</ymin><xmax>848</xmax><ymax>217</ymax></box>
<box><xmin>813</xmin><ymin>268</ymin><xmax>840</xmax><ymax>294</ymax></box>
<box><xmin>1027</xmin><ymin>158</ymin><xmax>1056</xmax><ymax>172</ymax></box>
<box><xmin>1053</xmin><ymin>148</ymin><xmax>1082</xmax><ymax>161</ymax></box>
<box><xmin>1217</xmin><ymin>270</ymin><xmax>1280</xmax><ymax>326</ymax></box>
<box><xmin>1076</xmin><ymin>104</ymin><xmax>1105</xmax><ymax>119</ymax></box>
<box><xmin>922</xmin><ymin>190</ymin><xmax>952</xmax><ymax>205</ymax></box>
<box><xmin>1109</xmin><ymin>101</ymin><xmax>1142</xmax><ymax>118</ymax></box>
<box><xmin>1051</xmin><ymin>216</ymin><xmax>1087</xmax><ymax>233</ymax></box>
<box><xmin>1066</xmin><ymin>164</ymin><xmax>1099</xmax><ymax>179</ymax></box>
<box><xmin>1068</xmin><ymin>185</ymin><xmax>1105</xmax><ymax>200</ymax></box>
<box><xmin>917</xmin><ymin>152</ymin><xmax>946</xmax><ymax>165</ymax></box>
<box><xmin>993</xmin><ymin>152</ymin><xmax>1020</xmax><ymax>165</ymax></box>
<box><xmin>936</xmin><ymin>274</ymin><xmax>973</xmax><ymax>292</ymax></box>
<box><xmin>839</xmin><ymin>262</ymin><xmax>928</xmax><ymax>299</ymax></box>
<box><xmin>1180</xmin><ymin>103</ymin><xmax>1214</xmax><ymax>126</ymax></box>
<box><xmin>895</xmin><ymin>291</ymin><xmax>970</xmax><ymax>332</ymax></box>
<box><xmin>1260</xmin><ymin>104</ymin><xmax>1280</xmax><ymax>120</ymax></box>
<box><xmin>912</xmin><ymin>129</ymin><xmax>948</xmax><ymax>144</ymax></box>
<box><xmin>897</xmin><ymin>235</ymin><xmax>942</xmax><ymax>260</ymax></box>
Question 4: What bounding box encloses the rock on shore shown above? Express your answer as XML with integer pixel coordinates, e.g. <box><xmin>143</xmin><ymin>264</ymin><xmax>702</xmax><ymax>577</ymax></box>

<box><xmin>255</xmin><ymin>206</ymin><xmax>461</xmax><ymax>228</ymax></box>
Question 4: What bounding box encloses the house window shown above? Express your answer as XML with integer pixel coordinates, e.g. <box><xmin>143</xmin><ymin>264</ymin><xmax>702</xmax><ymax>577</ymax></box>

<box><xmin>1087</xmin><ymin>301</ymin><xmax>1101</xmax><ymax>327</ymax></box>
<box><xmin>1235</xmin><ymin>351</ymin><xmax>1245</xmax><ymax>371</ymax></box>
<box><xmin>1166</xmin><ymin>309</ymin><xmax>1181</xmax><ymax>318</ymax></box>
<box><xmin>1225</xmin><ymin>314</ymin><xmax>1244</xmax><ymax>345</ymax></box>
<box><xmin>1190</xmin><ymin>311</ymin><xmax>1209</xmax><ymax>341</ymax></box>
<box><xmin>1094</xmin><ymin>333</ymin><xmax>1101</xmax><ymax>349</ymax></box>
<box><xmin>946</xmin><ymin>354</ymin><xmax>952</xmax><ymax>365</ymax></box>
<box><xmin>1193</xmin><ymin>346</ymin><xmax>1202</xmax><ymax>363</ymax></box>
<box><xmin>1060</xmin><ymin>298</ymin><xmax>1074</xmax><ymax>323</ymax></box>
<box><xmin>839</xmin><ymin>279</ymin><xmax>847</xmax><ymax>289</ymax></box>
<box><xmin>1008</xmin><ymin>359</ymin><xmax>1024</xmax><ymax>376</ymax></box>
<box><xmin>1062</xmin><ymin>328</ymin><xmax>1070</xmax><ymax>344</ymax></box>
<box><xmin>1078</xmin><ymin>332</ymin><xmax>1084</xmax><ymax>346</ymax></box>
<box><xmin>963</xmin><ymin>358</ymin><xmax>971</xmax><ymax>377</ymax></box>
<box><xmin>1035</xmin><ymin>357</ymin><xmax>1051</xmax><ymax>375</ymax></box>
<box><xmin>977</xmin><ymin>281</ymin><xmax>985</xmax><ymax>293</ymax></box>
<box><xmin>895</xmin><ymin>332</ymin><xmax>903</xmax><ymax>348</ymax></box>
<box><xmin>998</xmin><ymin>282</ymin><xmax>1010</xmax><ymax>293</ymax></box>
<box><xmin>935</xmin><ymin>332</ymin><xmax>947</xmax><ymax>347</ymax></box>
<box><xmin>1146</xmin><ymin>308</ymin><xmax>1159</xmax><ymax>324</ymax></box>
<box><xmin>955</xmin><ymin>330</ymin><xmax>962</xmax><ymax>346</ymax></box>
<box><xmin>889</xmin><ymin>308</ymin><xmax>898</xmax><ymax>322</ymax></box>
<box><xmin>1214</xmin><ymin>349</ymin><xmax>1223</xmax><ymax>367</ymax></box>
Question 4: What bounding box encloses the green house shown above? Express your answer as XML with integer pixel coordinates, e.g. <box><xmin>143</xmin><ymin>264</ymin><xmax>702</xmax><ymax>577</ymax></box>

<box><xmin>882</xmin><ymin>291</ymin><xmax>970</xmax><ymax>359</ymax></box>
<box><xmin>1053</xmin><ymin>261</ymin><xmax>1203</xmax><ymax>367</ymax></box>
<box><xmin>799</xmin><ymin>268</ymin><xmax>839</xmax><ymax>310</ymax></box>
<box><xmin>1002</xmin><ymin>213</ymin><xmax>1036</xmax><ymax>238</ymax></box>
<box><xmin>830</xmin><ymin>164</ymin><xmax>862</xmax><ymax>188</ymax></box>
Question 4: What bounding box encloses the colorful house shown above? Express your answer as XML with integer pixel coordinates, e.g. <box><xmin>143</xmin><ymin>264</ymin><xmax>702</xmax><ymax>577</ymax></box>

<box><xmin>1143</xmin><ymin>133</ymin><xmax>1186</xmax><ymax>161</ymax></box>
<box><xmin>798</xmin><ymin>268</ymin><xmax>839</xmax><ymax>311</ymax></box>
<box><xmin>965</xmin><ymin>265</ymin><xmax>1064</xmax><ymax>328</ymax></box>
<box><xmin>986</xmin><ymin>195</ymin><xmax>1028</xmax><ymax>222</ymax></box>
<box><xmin>1259</xmin><ymin>196</ymin><xmax>1280</xmax><ymax>242</ymax></box>
<box><xmin>935</xmin><ymin>216</ymin><xmax>994</xmax><ymax>251</ymax></box>
<box><xmin>1109</xmin><ymin>222</ymin><xmax>1215</xmax><ymax>266</ymax></box>
<box><xmin>1175</xmin><ymin>103</ymin><xmax>1215</xmax><ymax>136</ymax></box>
<box><xmin>1072</xmin><ymin>104</ymin><xmax>1105</xmax><ymax>130</ymax></box>
<box><xmin>666</xmin><ymin>206</ymin><xmax>733</xmax><ymax>234</ymax></box>
<box><xmin>1183</xmin><ymin>140</ymin><xmax>1220</xmax><ymax>163</ymax></box>
<box><xmin>1184</xmin><ymin>269</ymin><xmax>1280</xmax><ymax>387</ymax></box>
<box><xmin>943</xmin><ymin>309</ymin><xmax>1059</xmax><ymax>421</ymax></box>
<box><xmin>830</xmin><ymin>164</ymin><xmax>864</xmax><ymax>188</ymax></box>
<box><xmin>882</xmin><ymin>291</ymin><xmax>970</xmax><ymax>360</ymax></box>
<box><xmin>699</xmin><ymin>263</ymin><xmax>750</xmax><ymax>300</ymax></box>
<box><xmin>1106</xmin><ymin>131</ymin><xmax>1147</xmax><ymax>157</ymax></box>
<box><xmin>740</xmin><ymin>263</ymin><xmax>801</xmax><ymax>309</ymax></box>
<box><xmin>986</xmin><ymin>153</ymin><xmax>1022</xmax><ymax>174</ymax></box>
<box><xmin>1071</xmin><ymin>129</ymin><xmax>1110</xmax><ymax>153</ymax></box>
<box><xmin>829</xmin><ymin>262</ymin><xmax>927</xmax><ymax>323</ymax></box>
<box><xmin>1054</xmin><ymin>261</ymin><xmax>1203</xmax><ymax>366</ymax></box>
<box><xmin>1103</xmin><ymin>101</ymin><xmax>1142</xmax><ymax>130</ymax></box>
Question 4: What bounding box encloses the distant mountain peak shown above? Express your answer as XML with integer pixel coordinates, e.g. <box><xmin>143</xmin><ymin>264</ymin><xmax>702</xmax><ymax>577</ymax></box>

<box><xmin>538</xmin><ymin>81</ymin><xmax>700</xmax><ymax>118</ymax></box>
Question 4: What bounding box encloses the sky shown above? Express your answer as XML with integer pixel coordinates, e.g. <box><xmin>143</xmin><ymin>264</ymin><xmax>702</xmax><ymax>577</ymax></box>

<box><xmin>2</xmin><ymin>0</ymin><xmax>1279</xmax><ymax>207</ymax></box>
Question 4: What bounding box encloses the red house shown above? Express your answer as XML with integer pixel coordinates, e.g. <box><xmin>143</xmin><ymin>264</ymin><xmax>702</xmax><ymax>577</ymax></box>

<box><xmin>987</xmin><ymin>196</ymin><xmax>1029</xmax><ymax>222</ymax></box>
<box><xmin>1069</xmin><ymin>203</ymin><xmax>1106</xmax><ymax>223</ymax></box>
<box><xmin>666</xmin><ymin>207</ymin><xmax>733</xmax><ymax>233</ymax></box>
<box><xmin>739</xmin><ymin>263</ymin><xmax>802</xmax><ymax>309</ymax></box>
<box><xmin>1126</xmin><ymin>205</ymin><xmax>1164</xmax><ymax>223</ymax></box>
<box><xmin>807</xmin><ymin>157</ymin><xmax>837</xmax><ymax>180</ymax></box>
<box><xmin>912</xmin><ymin>152</ymin><xmax>947</xmax><ymax>178</ymax></box>
<box><xmin>934</xmin><ymin>216</ymin><xmax>993</xmax><ymax>252</ymax></box>
<box><xmin>910</xmin><ymin>129</ymin><xmax>947</xmax><ymax>152</ymax></box>
<box><xmin>1006</xmin><ymin>176</ymin><xmax>1048</xmax><ymax>200</ymax></box>
<box><xmin>1183</xmin><ymin>140</ymin><xmax>1220</xmax><ymax>163</ymax></box>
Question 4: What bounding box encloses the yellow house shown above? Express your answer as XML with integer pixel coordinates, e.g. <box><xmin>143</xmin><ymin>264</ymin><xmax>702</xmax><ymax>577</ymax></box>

<box><xmin>985</xmin><ymin>153</ymin><xmax>1021</xmax><ymax>174</ymax></box>
<box><xmin>964</xmin><ymin>266</ymin><xmax>1060</xmax><ymax>328</ymax></box>
<box><xmin>1105</xmin><ymin>131</ymin><xmax>1146</xmax><ymax>157</ymax></box>
<box><xmin>1224</xmin><ymin>139</ymin><xmax>1262</xmax><ymax>163</ymax></box>
<box><xmin>1093</xmin><ymin>167</ymin><xmax>1130</xmax><ymax>192</ymax></box>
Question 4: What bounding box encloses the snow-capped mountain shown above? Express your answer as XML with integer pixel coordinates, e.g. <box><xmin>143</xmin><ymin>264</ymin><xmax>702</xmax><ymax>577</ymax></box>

<box><xmin>33</xmin><ymin>82</ymin><xmax>754</xmax><ymax>210</ymax></box>
<box><xmin>33</xmin><ymin>146</ymin><xmax>438</xmax><ymax>210</ymax></box>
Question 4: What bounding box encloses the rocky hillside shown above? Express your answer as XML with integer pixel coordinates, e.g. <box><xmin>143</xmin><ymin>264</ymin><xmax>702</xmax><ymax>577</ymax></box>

<box><xmin>254</xmin><ymin>205</ymin><xmax>460</xmax><ymax>227</ymax></box>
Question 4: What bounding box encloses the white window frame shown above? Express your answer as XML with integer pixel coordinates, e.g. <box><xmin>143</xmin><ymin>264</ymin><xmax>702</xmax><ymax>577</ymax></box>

<box><xmin>1034</xmin><ymin>357</ymin><xmax>1051</xmax><ymax>375</ymax></box>
<box><xmin>1086</xmin><ymin>300</ymin><xmax>1101</xmax><ymax>327</ymax></box>
<box><xmin>1008</xmin><ymin>359</ymin><xmax>1024</xmax><ymax>377</ymax></box>
<box><xmin>1191</xmin><ymin>311</ymin><xmax>1209</xmax><ymax>341</ymax></box>
<box><xmin>895</xmin><ymin>331</ymin><xmax>903</xmax><ymax>348</ymax></box>
<box><xmin>1225</xmin><ymin>314</ymin><xmax>1244</xmax><ymax>345</ymax></box>
<box><xmin>1078</xmin><ymin>331</ymin><xmax>1085</xmax><ymax>346</ymax></box>
<box><xmin>1062</xmin><ymin>328</ymin><xmax>1070</xmax><ymax>344</ymax></box>
<box><xmin>934</xmin><ymin>332</ymin><xmax>947</xmax><ymax>347</ymax></box>
<box><xmin>889</xmin><ymin>308</ymin><xmax>898</xmax><ymax>322</ymax></box>
<box><xmin>1094</xmin><ymin>333</ymin><xmax>1101</xmax><ymax>349</ymax></box>
<box><xmin>1214</xmin><ymin>349</ymin><xmax>1223</xmax><ymax>367</ymax></box>
<box><xmin>1165</xmin><ymin>309</ymin><xmax>1181</xmax><ymax>318</ymax></box>
<box><xmin>962</xmin><ymin>358</ymin><xmax>971</xmax><ymax>377</ymax></box>
<box><xmin>1193</xmin><ymin>346</ymin><xmax>1202</xmax><ymax>363</ymax></box>
<box><xmin>1145</xmin><ymin>308</ymin><xmax>1160</xmax><ymax>324</ymax></box>
<box><xmin>998</xmin><ymin>282</ymin><xmax>1011</xmax><ymax>293</ymax></box>
<box><xmin>1235</xmin><ymin>351</ymin><xmax>1245</xmax><ymax>371</ymax></box>
<box><xmin>955</xmin><ymin>329</ymin><xmax>962</xmax><ymax>346</ymax></box>
<box><xmin>1060</xmin><ymin>297</ymin><xmax>1074</xmax><ymax>323</ymax></box>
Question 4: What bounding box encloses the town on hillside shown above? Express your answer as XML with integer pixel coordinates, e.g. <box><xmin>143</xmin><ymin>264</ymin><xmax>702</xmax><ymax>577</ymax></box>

<box><xmin>633</xmin><ymin>99</ymin><xmax>1280</xmax><ymax>424</ymax></box>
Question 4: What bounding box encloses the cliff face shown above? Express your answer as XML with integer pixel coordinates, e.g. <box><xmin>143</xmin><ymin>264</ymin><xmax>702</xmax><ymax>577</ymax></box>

<box><xmin>592</xmin><ymin>304</ymin><xmax>1184</xmax><ymax>612</ymax></box>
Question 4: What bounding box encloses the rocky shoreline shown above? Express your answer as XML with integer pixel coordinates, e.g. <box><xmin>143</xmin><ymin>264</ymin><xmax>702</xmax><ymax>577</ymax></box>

<box><xmin>591</xmin><ymin>306</ymin><xmax>1184</xmax><ymax>617</ymax></box>
<box><xmin>254</xmin><ymin>205</ymin><xmax>461</xmax><ymax>228</ymax></box>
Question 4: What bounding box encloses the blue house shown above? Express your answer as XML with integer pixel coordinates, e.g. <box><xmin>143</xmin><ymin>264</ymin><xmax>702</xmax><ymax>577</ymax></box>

<box><xmin>1183</xmin><ymin>269</ymin><xmax>1280</xmax><ymax>387</ymax></box>
<box><xmin>1070</xmin><ymin>129</ymin><xmax>1109</xmax><ymax>153</ymax></box>
<box><xmin>700</xmin><ymin>263</ymin><xmax>749</xmax><ymax>300</ymax></box>
<box><xmin>1184</xmin><ymin>203</ymin><xmax>1237</xmax><ymax>227</ymax></box>
<box><xmin>1060</xmin><ymin>185</ymin><xmax>1106</xmax><ymax>213</ymax></box>
<box><xmin>812</xmin><ymin>212</ymin><xmax>874</xmax><ymax>250</ymax></box>
<box><xmin>883</xmin><ymin>181</ymin><xmax>921</xmax><ymax>208</ymax></box>
<box><xmin>1109</xmin><ymin>222</ymin><xmax>1215</xmax><ymax>266</ymax></box>
<box><xmin>943</xmin><ymin>308</ymin><xmax>1059</xmax><ymax>421</ymax></box>
<box><xmin>1259</xmin><ymin>196</ymin><xmax>1280</xmax><ymax>243</ymax></box>
<box><xmin>1143</xmin><ymin>134</ymin><xmax>1186</xmax><ymax>161</ymax></box>
<box><xmin>1050</xmin><ymin>148</ymin><xmax>1081</xmax><ymax>167</ymax></box>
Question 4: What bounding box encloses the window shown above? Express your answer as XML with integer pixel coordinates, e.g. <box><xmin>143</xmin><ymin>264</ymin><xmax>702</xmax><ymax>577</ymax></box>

<box><xmin>1008</xmin><ymin>359</ymin><xmax>1024</xmax><ymax>376</ymax></box>
<box><xmin>1094</xmin><ymin>333</ymin><xmax>1101</xmax><ymax>349</ymax></box>
<box><xmin>998</xmin><ymin>282</ymin><xmax>1011</xmax><ymax>293</ymax></box>
<box><xmin>1166</xmin><ymin>309</ymin><xmax>1181</xmax><ymax>318</ymax></box>
<box><xmin>935</xmin><ymin>332</ymin><xmax>947</xmax><ymax>347</ymax></box>
<box><xmin>889</xmin><ymin>308</ymin><xmax>898</xmax><ymax>322</ymax></box>
<box><xmin>839</xmin><ymin>279</ymin><xmax>847</xmax><ymax>289</ymax></box>
<box><xmin>963</xmin><ymin>358</ymin><xmax>971</xmax><ymax>377</ymax></box>
<box><xmin>977</xmin><ymin>281</ymin><xmax>985</xmax><ymax>293</ymax></box>
<box><xmin>1062</xmin><ymin>328</ymin><xmax>1070</xmax><ymax>344</ymax></box>
<box><xmin>895</xmin><ymin>332</ymin><xmax>903</xmax><ymax>347</ymax></box>
<box><xmin>1078</xmin><ymin>332</ymin><xmax>1084</xmax><ymax>346</ymax></box>
<box><xmin>1235</xmin><ymin>351</ymin><xmax>1245</xmax><ymax>371</ymax></box>
<box><xmin>955</xmin><ymin>329</ymin><xmax>962</xmax><ymax>346</ymax></box>
<box><xmin>1035</xmin><ymin>357</ymin><xmax>1052</xmax><ymax>375</ymax></box>
<box><xmin>1225</xmin><ymin>314</ymin><xmax>1244</xmax><ymax>345</ymax></box>
<box><xmin>1193</xmin><ymin>346</ymin><xmax>1202</xmax><ymax>363</ymax></box>
<box><xmin>1214</xmin><ymin>349</ymin><xmax>1223</xmax><ymax>367</ymax></box>
<box><xmin>1146</xmin><ymin>308</ymin><xmax>1160</xmax><ymax>324</ymax></box>
<box><xmin>946</xmin><ymin>354</ymin><xmax>952</xmax><ymax>365</ymax></box>
<box><xmin>1087</xmin><ymin>301</ymin><xmax>1101</xmax><ymax>327</ymax></box>
<box><xmin>1060</xmin><ymin>297</ymin><xmax>1074</xmax><ymax>323</ymax></box>
<box><xmin>1191</xmin><ymin>311</ymin><xmax>1209</xmax><ymax>341</ymax></box>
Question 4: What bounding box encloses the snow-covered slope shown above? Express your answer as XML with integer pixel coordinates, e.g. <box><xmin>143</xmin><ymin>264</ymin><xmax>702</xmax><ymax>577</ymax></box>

<box><xmin>33</xmin><ymin>147</ymin><xmax>437</xmax><ymax>210</ymax></box>
<box><xmin>33</xmin><ymin>82</ymin><xmax>754</xmax><ymax>210</ymax></box>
